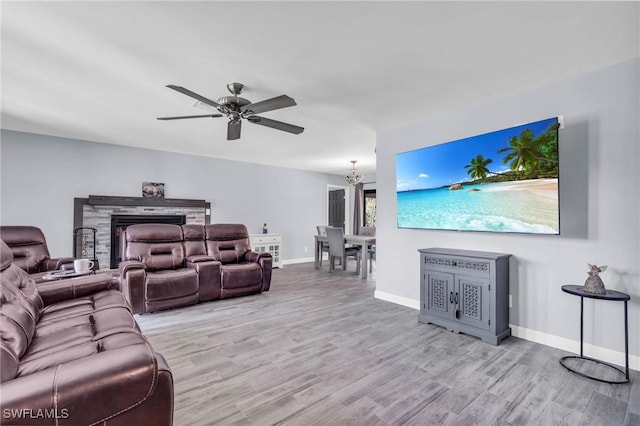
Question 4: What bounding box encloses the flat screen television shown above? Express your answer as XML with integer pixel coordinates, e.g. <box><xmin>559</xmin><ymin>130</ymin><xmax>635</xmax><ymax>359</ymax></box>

<box><xmin>396</xmin><ymin>117</ymin><xmax>560</xmax><ymax>234</ymax></box>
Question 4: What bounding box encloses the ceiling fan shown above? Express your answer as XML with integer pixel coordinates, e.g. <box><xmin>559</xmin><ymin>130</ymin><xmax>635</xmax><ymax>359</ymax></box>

<box><xmin>157</xmin><ymin>82</ymin><xmax>304</xmax><ymax>140</ymax></box>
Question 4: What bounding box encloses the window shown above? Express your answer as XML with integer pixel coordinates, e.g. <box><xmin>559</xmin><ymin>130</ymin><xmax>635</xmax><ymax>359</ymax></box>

<box><xmin>364</xmin><ymin>190</ymin><xmax>377</xmax><ymax>226</ymax></box>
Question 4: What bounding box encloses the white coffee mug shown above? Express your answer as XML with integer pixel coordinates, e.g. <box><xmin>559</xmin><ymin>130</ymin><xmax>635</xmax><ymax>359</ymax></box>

<box><xmin>74</xmin><ymin>258</ymin><xmax>94</xmax><ymax>273</ymax></box>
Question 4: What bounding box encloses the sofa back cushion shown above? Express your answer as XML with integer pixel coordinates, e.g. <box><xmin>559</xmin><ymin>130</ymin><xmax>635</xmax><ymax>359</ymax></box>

<box><xmin>0</xmin><ymin>240</ymin><xmax>44</xmax><ymax>382</ymax></box>
<box><xmin>0</xmin><ymin>226</ymin><xmax>50</xmax><ymax>273</ymax></box>
<box><xmin>204</xmin><ymin>224</ymin><xmax>251</xmax><ymax>264</ymax></box>
<box><xmin>182</xmin><ymin>225</ymin><xmax>207</xmax><ymax>258</ymax></box>
<box><xmin>122</xmin><ymin>224</ymin><xmax>186</xmax><ymax>272</ymax></box>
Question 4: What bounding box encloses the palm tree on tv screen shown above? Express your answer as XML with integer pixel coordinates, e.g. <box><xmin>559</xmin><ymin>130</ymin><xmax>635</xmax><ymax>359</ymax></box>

<box><xmin>464</xmin><ymin>154</ymin><xmax>494</xmax><ymax>181</ymax></box>
<box><xmin>498</xmin><ymin>125</ymin><xmax>559</xmax><ymax>178</ymax></box>
<box><xmin>498</xmin><ymin>128</ymin><xmax>543</xmax><ymax>176</ymax></box>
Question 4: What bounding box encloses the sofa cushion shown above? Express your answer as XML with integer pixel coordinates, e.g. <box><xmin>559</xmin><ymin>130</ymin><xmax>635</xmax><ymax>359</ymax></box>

<box><xmin>18</xmin><ymin>291</ymin><xmax>141</xmax><ymax>377</ymax></box>
<box><xmin>0</xmin><ymin>265</ymin><xmax>44</xmax><ymax>364</ymax></box>
<box><xmin>220</xmin><ymin>263</ymin><xmax>262</xmax><ymax>289</ymax></box>
<box><xmin>0</xmin><ymin>227</ymin><xmax>50</xmax><ymax>273</ymax></box>
<box><xmin>124</xmin><ymin>224</ymin><xmax>186</xmax><ymax>271</ymax></box>
<box><xmin>37</xmin><ymin>289</ymin><xmax>129</xmax><ymax>325</ymax></box>
<box><xmin>145</xmin><ymin>269</ymin><xmax>198</xmax><ymax>301</ymax></box>
<box><xmin>126</xmin><ymin>241</ymin><xmax>186</xmax><ymax>272</ymax></box>
<box><xmin>182</xmin><ymin>224</ymin><xmax>207</xmax><ymax>258</ymax></box>
<box><xmin>204</xmin><ymin>224</ymin><xmax>251</xmax><ymax>264</ymax></box>
<box><xmin>1</xmin><ymin>342</ymin><xmax>18</xmax><ymax>382</ymax></box>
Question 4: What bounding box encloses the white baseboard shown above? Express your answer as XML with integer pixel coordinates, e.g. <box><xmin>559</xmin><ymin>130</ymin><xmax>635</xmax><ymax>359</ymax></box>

<box><xmin>374</xmin><ymin>291</ymin><xmax>639</xmax><ymax>371</ymax></box>
<box><xmin>282</xmin><ymin>257</ymin><xmax>315</xmax><ymax>265</ymax></box>
<box><xmin>374</xmin><ymin>290</ymin><xmax>421</xmax><ymax>310</ymax></box>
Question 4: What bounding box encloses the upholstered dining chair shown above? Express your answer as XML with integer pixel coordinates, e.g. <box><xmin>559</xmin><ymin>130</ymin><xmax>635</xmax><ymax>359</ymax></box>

<box><xmin>316</xmin><ymin>225</ymin><xmax>333</xmax><ymax>267</ymax></box>
<box><xmin>326</xmin><ymin>227</ymin><xmax>360</xmax><ymax>273</ymax></box>
<box><xmin>359</xmin><ymin>226</ymin><xmax>376</xmax><ymax>272</ymax></box>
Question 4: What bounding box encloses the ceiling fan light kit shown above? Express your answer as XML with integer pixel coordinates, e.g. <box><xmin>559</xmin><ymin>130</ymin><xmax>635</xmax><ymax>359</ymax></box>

<box><xmin>157</xmin><ymin>82</ymin><xmax>304</xmax><ymax>141</ymax></box>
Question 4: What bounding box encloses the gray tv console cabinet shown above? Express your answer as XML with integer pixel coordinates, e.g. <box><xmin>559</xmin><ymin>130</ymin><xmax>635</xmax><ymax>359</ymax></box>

<box><xmin>418</xmin><ymin>248</ymin><xmax>511</xmax><ymax>345</ymax></box>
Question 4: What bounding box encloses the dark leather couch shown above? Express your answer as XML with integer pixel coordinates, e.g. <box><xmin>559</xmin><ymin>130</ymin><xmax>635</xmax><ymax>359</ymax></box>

<box><xmin>119</xmin><ymin>223</ymin><xmax>272</xmax><ymax>314</ymax></box>
<box><xmin>0</xmin><ymin>240</ymin><xmax>174</xmax><ymax>425</ymax></box>
<box><xmin>0</xmin><ymin>226</ymin><xmax>74</xmax><ymax>274</ymax></box>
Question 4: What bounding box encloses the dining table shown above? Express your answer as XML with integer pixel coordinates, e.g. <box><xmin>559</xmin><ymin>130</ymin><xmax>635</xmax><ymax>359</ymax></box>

<box><xmin>314</xmin><ymin>234</ymin><xmax>376</xmax><ymax>279</ymax></box>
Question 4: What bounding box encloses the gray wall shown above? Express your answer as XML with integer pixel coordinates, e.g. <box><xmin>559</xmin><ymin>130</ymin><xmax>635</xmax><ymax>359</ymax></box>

<box><xmin>0</xmin><ymin>130</ymin><xmax>347</xmax><ymax>261</ymax></box>
<box><xmin>376</xmin><ymin>59</ymin><xmax>639</xmax><ymax>363</ymax></box>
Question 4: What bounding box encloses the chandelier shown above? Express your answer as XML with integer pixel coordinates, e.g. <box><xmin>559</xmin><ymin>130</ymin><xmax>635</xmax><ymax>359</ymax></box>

<box><xmin>344</xmin><ymin>160</ymin><xmax>365</xmax><ymax>185</ymax></box>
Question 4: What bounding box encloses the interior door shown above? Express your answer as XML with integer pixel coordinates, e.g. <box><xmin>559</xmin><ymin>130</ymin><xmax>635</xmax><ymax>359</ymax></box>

<box><xmin>328</xmin><ymin>189</ymin><xmax>345</xmax><ymax>230</ymax></box>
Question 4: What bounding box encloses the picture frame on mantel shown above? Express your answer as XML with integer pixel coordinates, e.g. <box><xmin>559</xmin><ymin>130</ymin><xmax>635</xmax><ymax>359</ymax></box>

<box><xmin>142</xmin><ymin>182</ymin><xmax>165</xmax><ymax>198</ymax></box>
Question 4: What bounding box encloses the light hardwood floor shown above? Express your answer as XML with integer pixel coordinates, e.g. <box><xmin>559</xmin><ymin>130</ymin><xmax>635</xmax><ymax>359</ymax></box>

<box><xmin>136</xmin><ymin>262</ymin><xmax>639</xmax><ymax>426</ymax></box>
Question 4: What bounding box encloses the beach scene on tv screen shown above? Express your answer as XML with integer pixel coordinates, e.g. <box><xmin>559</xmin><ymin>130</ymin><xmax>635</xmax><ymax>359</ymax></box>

<box><xmin>396</xmin><ymin>117</ymin><xmax>560</xmax><ymax>234</ymax></box>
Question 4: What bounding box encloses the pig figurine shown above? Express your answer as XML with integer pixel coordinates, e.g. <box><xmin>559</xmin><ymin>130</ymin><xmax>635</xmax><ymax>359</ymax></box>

<box><xmin>584</xmin><ymin>263</ymin><xmax>607</xmax><ymax>294</ymax></box>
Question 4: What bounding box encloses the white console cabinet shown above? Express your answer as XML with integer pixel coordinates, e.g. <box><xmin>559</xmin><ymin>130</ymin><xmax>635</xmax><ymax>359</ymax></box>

<box><xmin>249</xmin><ymin>233</ymin><xmax>283</xmax><ymax>268</ymax></box>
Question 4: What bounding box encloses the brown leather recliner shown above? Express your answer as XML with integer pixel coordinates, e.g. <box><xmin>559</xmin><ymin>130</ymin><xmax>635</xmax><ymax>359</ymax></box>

<box><xmin>204</xmin><ymin>224</ymin><xmax>272</xmax><ymax>298</ymax></box>
<box><xmin>0</xmin><ymin>239</ymin><xmax>174</xmax><ymax>425</ymax></box>
<box><xmin>119</xmin><ymin>223</ymin><xmax>220</xmax><ymax>314</ymax></box>
<box><xmin>0</xmin><ymin>226</ymin><xmax>74</xmax><ymax>274</ymax></box>
<box><xmin>119</xmin><ymin>224</ymin><xmax>272</xmax><ymax>314</ymax></box>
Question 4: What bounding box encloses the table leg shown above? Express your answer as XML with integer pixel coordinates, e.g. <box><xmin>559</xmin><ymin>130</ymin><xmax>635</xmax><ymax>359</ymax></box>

<box><xmin>580</xmin><ymin>296</ymin><xmax>584</xmax><ymax>357</ymax></box>
<box><xmin>360</xmin><ymin>242</ymin><xmax>368</xmax><ymax>279</ymax></box>
<box><xmin>624</xmin><ymin>300</ymin><xmax>629</xmax><ymax>381</ymax></box>
<box><xmin>314</xmin><ymin>239</ymin><xmax>320</xmax><ymax>269</ymax></box>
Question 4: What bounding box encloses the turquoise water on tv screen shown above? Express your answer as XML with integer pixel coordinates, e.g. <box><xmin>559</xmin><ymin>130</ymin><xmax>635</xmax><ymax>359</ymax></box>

<box><xmin>396</xmin><ymin>181</ymin><xmax>559</xmax><ymax>234</ymax></box>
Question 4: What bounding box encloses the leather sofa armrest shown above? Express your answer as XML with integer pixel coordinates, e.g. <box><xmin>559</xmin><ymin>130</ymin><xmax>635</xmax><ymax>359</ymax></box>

<box><xmin>245</xmin><ymin>251</ymin><xmax>273</xmax><ymax>292</ymax></box>
<box><xmin>0</xmin><ymin>344</ymin><xmax>168</xmax><ymax>426</ymax></box>
<box><xmin>244</xmin><ymin>251</ymin><xmax>271</xmax><ymax>263</ymax></box>
<box><xmin>42</xmin><ymin>257</ymin><xmax>75</xmax><ymax>272</ymax></box>
<box><xmin>186</xmin><ymin>259</ymin><xmax>221</xmax><ymax>302</ymax></box>
<box><xmin>119</xmin><ymin>261</ymin><xmax>147</xmax><ymax>314</ymax></box>
<box><xmin>185</xmin><ymin>255</ymin><xmax>215</xmax><ymax>263</ymax></box>
<box><xmin>37</xmin><ymin>273</ymin><xmax>118</xmax><ymax>306</ymax></box>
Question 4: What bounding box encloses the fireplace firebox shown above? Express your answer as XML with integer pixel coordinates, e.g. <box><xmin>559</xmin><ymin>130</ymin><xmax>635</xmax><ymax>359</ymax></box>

<box><xmin>110</xmin><ymin>214</ymin><xmax>186</xmax><ymax>268</ymax></box>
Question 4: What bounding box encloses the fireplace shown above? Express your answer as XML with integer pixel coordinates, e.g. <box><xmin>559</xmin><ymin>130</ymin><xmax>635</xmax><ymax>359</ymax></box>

<box><xmin>75</xmin><ymin>195</ymin><xmax>210</xmax><ymax>270</ymax></box>
<box><xmin>110</xmin><ymin>214</ymin><xmax>186</xmax><ymax>268</ymax></box>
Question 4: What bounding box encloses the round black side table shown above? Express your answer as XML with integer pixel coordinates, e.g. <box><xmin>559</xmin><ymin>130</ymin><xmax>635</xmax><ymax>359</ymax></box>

<box><xmin>560</xmin><ymin>285</ymin><xmax>630</xmax><ymax>384</ymax></box>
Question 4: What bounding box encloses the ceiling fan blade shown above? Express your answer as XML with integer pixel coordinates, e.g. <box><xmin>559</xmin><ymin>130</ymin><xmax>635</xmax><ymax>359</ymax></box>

<box><xmin>166</xmin><ymin>85</ymin><xmax>222</xmax><ymax>109</ymax></box>
<box><xmin>247</xmin><ymin>116</ymin><xmax>304</xmax><ymax>135</ymax></box>
<box><xmin>227</xmin><ymin>120</ymin><xmax>242</xmax><ymax>140</ymax></box>
<box><xmin>157</xmin><ymin>114</ymin><xmax>223</xmax><ymax>120</ymax></box>
<box><xmin>240</xmin><ymin>95</ymin><xmax>297</xmax><ymax>115</ymax></box>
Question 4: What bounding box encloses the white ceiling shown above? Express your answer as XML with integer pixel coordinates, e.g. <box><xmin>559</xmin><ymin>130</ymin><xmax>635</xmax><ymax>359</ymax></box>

<box><xmin>2</xmin><ymin>1</ymin><xmax>638</xmax><ymax>177</ymax></box>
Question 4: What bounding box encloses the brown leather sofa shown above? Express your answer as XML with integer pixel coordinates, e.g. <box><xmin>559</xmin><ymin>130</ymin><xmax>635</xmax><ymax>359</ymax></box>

<box><xmin>0</xmin><ymin>240</ymin><xmax>174</xmax><ymax>425</ymax></box>
<box><xmin>0</xmin><ymin>226</ymin><xmax>74</xmax><ymax>274</ymax></box>
<box><xmin>119</xmin><ymin>223</ymin><xmax>272</xmax><ymax>314</ymax></box>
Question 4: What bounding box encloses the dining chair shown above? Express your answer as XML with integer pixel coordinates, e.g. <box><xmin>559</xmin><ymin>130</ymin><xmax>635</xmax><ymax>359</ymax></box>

<box><xmin>326</xmin><ymin>227</ymin><xmax>360</xmax><ymax>273</ymax></box>
<box><xmin>316</xmin><ymin>225</ymin><xmax>333</xmax><ymax>266</ymax></box>
<box><xmin>359</xmin><ymin>226</ymin><xmax>376</xmax><ymax>272</ymax></box>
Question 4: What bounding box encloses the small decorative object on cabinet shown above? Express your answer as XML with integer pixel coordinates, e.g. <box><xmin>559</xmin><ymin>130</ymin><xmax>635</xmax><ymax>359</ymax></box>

<box><xmin>249</xmin><ymin>233</ymin><xmax>282</xmax><ymax>268</ymax></box>
<box><xmin>418</xmin><ymin>247</ymin><xmax>511</xmax><ymax>345</ymax></box>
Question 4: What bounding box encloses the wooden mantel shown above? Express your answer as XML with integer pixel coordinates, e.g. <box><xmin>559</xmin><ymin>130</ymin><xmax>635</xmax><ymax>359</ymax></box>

<box><xmin>86</xmin><ymin>195</ymin><xmax>208</xmax><ymax>208</ymax></box>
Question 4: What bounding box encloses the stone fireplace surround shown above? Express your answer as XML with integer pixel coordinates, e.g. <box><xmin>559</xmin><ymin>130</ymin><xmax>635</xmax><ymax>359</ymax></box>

<box><xmin>74</xmin><ymin>195</ymin><xmax>211</xmax><ymax>270</ymax></box>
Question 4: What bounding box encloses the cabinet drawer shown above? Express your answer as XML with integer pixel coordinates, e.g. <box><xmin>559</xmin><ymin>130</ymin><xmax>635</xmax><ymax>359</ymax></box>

<box><xmin>422</xmin><ymin>255</ymin><xmax>491</xmax><ymax>276</ymax></box>
<box><xmin>250</xmin><ymin>234</ymin><xmax>281</xmax><ymax>244</ymax></box>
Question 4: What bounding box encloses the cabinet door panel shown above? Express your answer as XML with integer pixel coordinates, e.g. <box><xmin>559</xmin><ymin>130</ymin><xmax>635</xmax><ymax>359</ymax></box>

<box><xmin>425</xmin><ymin>271</ymin><xmax>454</xmax><ymax>320</ymax></box>
<box><xmin>456</xmin><ymin>275</ymin><xmax>490</xmax><ymax>331</ymax></box>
